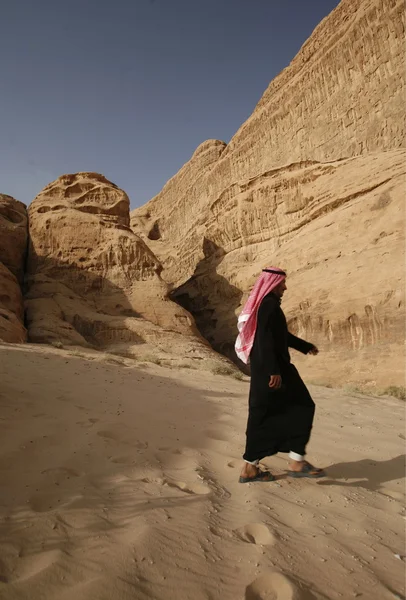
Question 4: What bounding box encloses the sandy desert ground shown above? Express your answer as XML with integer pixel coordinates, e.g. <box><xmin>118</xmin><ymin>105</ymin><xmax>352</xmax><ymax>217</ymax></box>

<box><xmin>0</xmin><ymin>343</ymin><xmax>404</xmax><ymax>600</ymax></box>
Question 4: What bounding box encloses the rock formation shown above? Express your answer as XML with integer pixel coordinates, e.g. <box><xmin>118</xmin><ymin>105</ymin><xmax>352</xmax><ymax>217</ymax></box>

<box><xmin>25</xmin><ymin>173</ymin><xmax>220</xmax><ymax>367</ymax></box>
<box><xmin>131</xmin><ymin>0</ymin><xmax>405</xmax><ymax>389</ymax></box>
<box><xmin>0</xmin><ymin>195</ymin><xmax>28</xmax><ymax>343</ymax></box>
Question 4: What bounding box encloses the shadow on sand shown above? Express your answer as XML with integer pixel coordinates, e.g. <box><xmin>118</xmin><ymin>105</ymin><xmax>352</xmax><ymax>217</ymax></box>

<box><xmin>318</xmin><ymin>454</ymin><xmax>405</xmax><ymax>491</ymax></box>
<box><xmin>0</xmin><ymin>344</ymin><xmax>227</xmax><ymax>576</ymax></box>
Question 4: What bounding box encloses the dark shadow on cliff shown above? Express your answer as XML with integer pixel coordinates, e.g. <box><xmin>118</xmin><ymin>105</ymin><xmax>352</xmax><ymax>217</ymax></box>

<box><xmin>23</xmin><ymin>244</ymin><xmax>154</xmax><ymax>348</ymax></box>
<box><xmin>170</xmin><ymin>238</ymin><xmax>249</xmax><ymax>373</ymax></box>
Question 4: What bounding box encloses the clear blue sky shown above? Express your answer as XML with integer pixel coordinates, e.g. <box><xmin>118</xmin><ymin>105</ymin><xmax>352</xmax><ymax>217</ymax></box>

<box><xmin>1</xmin><ymin>0</ymin><xmax>340</xmax><ymax>209</ymax></box>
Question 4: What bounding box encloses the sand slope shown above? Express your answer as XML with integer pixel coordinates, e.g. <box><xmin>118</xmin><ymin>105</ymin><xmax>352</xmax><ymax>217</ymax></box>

<box><xmin>0</xmin><ymin>344</ymin><xmax>404</xmax><ymax>600</ymax></box>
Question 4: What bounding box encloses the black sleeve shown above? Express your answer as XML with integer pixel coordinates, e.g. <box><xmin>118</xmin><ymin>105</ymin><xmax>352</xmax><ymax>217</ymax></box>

<box><xmin>255</xmin><ymin>298</ymin><xmax>280</xmax><ymax>376</ymax></box>
<box><xmin>287</xmin><ymin>332</ymin><xmax>314</xmax><ymax>355</ymax></box>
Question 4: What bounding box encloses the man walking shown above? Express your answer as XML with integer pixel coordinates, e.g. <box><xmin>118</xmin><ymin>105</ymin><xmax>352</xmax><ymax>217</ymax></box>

<box><xmin>235</xmin><ymin>267</ymin><xmax>325</xmax><ymax>482</ymax></box>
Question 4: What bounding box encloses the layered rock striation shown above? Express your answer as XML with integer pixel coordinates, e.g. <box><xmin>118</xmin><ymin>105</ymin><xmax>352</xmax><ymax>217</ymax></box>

<box><xmin>0</xmin><ymin>195</ymin><xmax>28</xmax><ymax>343</ymax></box>
<box><xmin>25</xmin><ymin>173</ymin><xmax>217</xmax><ymax>366</ymax></box>
<box><xmin>131</xmin><ymin>0</ymin><xmax>405</xmax><ymax>388</ymax></box>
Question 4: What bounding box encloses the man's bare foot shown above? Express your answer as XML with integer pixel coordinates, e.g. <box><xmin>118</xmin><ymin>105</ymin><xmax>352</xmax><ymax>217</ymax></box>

<box><xmin>240</xmin><ymin>462</ymin><xmax>260</xmax><ymax>479</ymax></box>
<box><xmin>287</xmin><ymin>460</ymin><xmax>325</xmax><ymax>477</ymax></box>
<box><xmin>239</xmin><ymin>461</ymin><xmax>275</xmax><ymax>483</ymax></box>
<box><xmin>288</xmin><ymin>460</ymin><xmax>307</xmax><ymax>472</ymax></box>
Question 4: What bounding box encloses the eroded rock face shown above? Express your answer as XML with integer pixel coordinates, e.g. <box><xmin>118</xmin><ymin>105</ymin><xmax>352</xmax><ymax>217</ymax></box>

<box><xmin>131</xmin><ymin>139</ymin><xmax>226</xmax><ymax>254</ymax></box>
<box><xmin>25</xmin><ymin>173</ymin><xmax>217</xmax><ymax>366</ymax></box>
<box><xmin>131</xmin><ymin>0</ymin><xmax>405</xmax><ymax>388</ymax></box>
<box><xmin>168</xmin><ymin>152</ymin><xmax>405</xmax><ymax>386</ymax></box>
<box><xmin>225</xmin><ymin>0</ymin><xmax>405</xmax><ymax>167</ymax></box>
<box><xmin>0</xmin><ymin>195</ymin><xmax>28</xmax><ymax>343</ymax></box>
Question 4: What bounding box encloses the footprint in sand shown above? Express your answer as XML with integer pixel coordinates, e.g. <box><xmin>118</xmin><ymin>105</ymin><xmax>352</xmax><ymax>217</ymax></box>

<box><xmin>134</xmin><ymin>441</ymin><xmax>148</xmax><ymax>450</ymax></box>
<box><xmin>165</xmin><ymin>479</ymin><xmax>211</xmax><ymax>496</ymax></box>
<box><xmin>185</xmin><ymin>482</ymin><xmax>211</xmax><ymax>495</ymax></box>
<box><xmin>97</xmin><ymin>430</ymin><xmax>148</xmax><ymax>446</ymax></box>
<box><xmin>218</xmin><ymin>412</ymin><xmax>234</xmax><ymax>421</ymax></box>
<box><xmin>97</xmin><ymin>430</ymin><xmax>120</xmax><ymax>441</ymax></box>
<box><xmin>205</xmin><ymin>430</ymin><xmax>229</xmax><ymax>442</ymax></box>
<box><xmin>76</xmin><ymin>418</ymin><xmax>99</xmax><ymax>428</ymax></box>
<box><xmin>157</xmin><ymin>447</ymin><xmax>183</xmax><ymax>454</ymax></box>
<box><xmin>29</xmin><ymin>492</ymin><xmax>83</xmax><ymax>513</ymax></box>
<box><xmin>245</xmin><ymin>572</ymin><xmax>306</xmax><ymax>600</ymax></box>
<box><xmin>236</xmin><ymin>523</ymin><xmax>276</xmax><ymax>546</ymax></box>
<box><xmin>142</xmin><ymin>476</ymin><xmax>165</xmax><ymax>485</ymax></box>
<box><xmin>10</xmin><ymin>550</ymin><xmax>62</xmax><ymax>584</ymax></box>
<box><xmin>110</xmin><ymin>455</ymin><xmax>136</xmax><ymax>465</ymax></box>
<box><xmin>156</xmin><ymin>451</ymin><xmax>197</xmax><ymax>471</ymax></box>
<box><xmin>227</xmin><ymin>459</ymin><xmax>240</xmax><ymax>469</ymax></box>
<box><xmin>40</xmin><ymin>467</ymin><xmax>81</xmax><ymax>479</ymax></box>
<box><xmin>209</xmin><ymin>525</ymin><xmax>234</xmax><ymax>540</ymax></box>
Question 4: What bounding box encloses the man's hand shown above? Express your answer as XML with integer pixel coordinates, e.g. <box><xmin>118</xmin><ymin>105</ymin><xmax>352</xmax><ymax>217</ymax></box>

<box><xmin>269</xmin><ymin>375</ymin><xmax>282</xmax><ymax>389</ymax></box>
<box><xmin>308</xmin><ymin>345</ymin><xmax>319</xmax><ymax>356</ymax></box>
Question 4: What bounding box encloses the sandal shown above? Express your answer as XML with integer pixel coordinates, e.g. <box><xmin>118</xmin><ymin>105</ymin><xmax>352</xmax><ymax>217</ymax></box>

<box><xmin>239</xmin><ymin>469</ymin><xmax>275</xmax><ymax>484</ymax></box>
<box><xmin>287</xmin><ymin>462</ymin><xmax>326</xmax><ymax>479</ymax></box>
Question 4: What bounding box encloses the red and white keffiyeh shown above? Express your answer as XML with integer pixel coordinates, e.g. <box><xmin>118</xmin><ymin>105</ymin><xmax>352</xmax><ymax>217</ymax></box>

<box><xmin>235</xmin><ymin>267</ymin><xmax>286</xmax><ymax>364</ymax></box>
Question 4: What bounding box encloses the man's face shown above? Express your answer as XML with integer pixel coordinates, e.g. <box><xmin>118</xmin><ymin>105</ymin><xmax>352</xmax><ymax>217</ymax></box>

<box><xmin>273</xmin><ymin>279</ymin><xmax>287</xmax><ymax>298</ymax></box>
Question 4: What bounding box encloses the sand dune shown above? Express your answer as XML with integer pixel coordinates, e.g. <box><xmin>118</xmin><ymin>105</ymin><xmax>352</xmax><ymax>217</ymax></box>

<box><xmin>0</xmin><ymin>343</ymin><xmax>404</xmax><ymax>600</ymax></box>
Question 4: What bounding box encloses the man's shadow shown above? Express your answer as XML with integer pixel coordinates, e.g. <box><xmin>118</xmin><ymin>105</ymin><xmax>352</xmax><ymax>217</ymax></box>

<box><xmin>318</xmin><ymin>454</ymin><xmax>405</xmax><ymax>492</ymax></box>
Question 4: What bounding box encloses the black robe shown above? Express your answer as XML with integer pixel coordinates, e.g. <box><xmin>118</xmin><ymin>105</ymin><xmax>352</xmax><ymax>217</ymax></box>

<box><xmin>243</xmin><ymin>292</ymin><xmax>315</xmax><ymax>462</ymax></box>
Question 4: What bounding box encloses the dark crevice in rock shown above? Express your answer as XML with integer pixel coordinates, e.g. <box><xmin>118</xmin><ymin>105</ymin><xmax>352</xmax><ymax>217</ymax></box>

<box><xmin>170</xmin><ymin>238</ymin><xmax>247</xmax><ymax>371</ymax></box>
<box><xmin>148</xmin><ymin>221</ymin><xmax>161</xmax><ymax>241</ymax></box>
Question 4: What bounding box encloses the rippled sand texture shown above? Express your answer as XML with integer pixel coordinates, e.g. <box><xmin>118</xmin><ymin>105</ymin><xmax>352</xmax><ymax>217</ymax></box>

<box><xmin>0</xmin><ymin>343</ymin><xmax>404</xmax><ymax>600</ymax></box>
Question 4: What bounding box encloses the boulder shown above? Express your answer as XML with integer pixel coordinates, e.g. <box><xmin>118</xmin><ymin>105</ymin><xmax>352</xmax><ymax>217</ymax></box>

<box><xmin>26</xmin><ymin>173</ymin><xmax>217</xmax><ymax>367</ymax></box>
<box><xmin>0</xmin><ymin>195</ymin><xmax>28</xmax><ymax>343</ymax></box>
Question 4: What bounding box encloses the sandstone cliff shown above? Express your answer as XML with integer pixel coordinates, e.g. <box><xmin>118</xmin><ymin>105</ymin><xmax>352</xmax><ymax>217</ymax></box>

<box><xmin>131</xmin><ymin>0</ymin><xmax>405</xmax><ymax>389</ymax></box>
<box><xmin>25</xmin><ymin>173</ymin><xmax>220</xmax><ymax>368</ymax></box>
<box><xmin>0</xmin><ymin>195</ymin><xmax>28</xmax><ymax>343</ymax></box>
